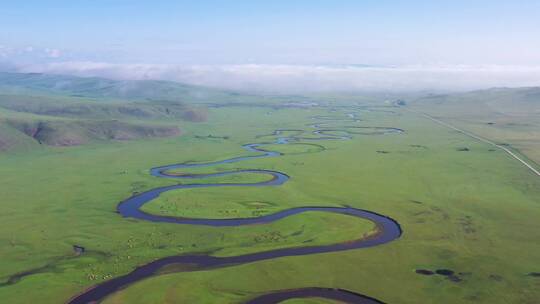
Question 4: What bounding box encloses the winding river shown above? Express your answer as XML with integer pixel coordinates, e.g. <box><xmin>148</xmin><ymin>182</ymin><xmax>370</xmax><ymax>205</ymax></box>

<box><xmin>68</xmin><ymin>111</ymin><xmax>403</xmax><ymax>304</ymax></box>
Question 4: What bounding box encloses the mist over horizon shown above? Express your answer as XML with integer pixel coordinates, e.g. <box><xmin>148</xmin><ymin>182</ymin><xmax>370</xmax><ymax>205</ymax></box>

<box><xmin>2</xmin><ymin>1</ymin><xmax>540</xmax><ymax>93</ymax></box>
<box><xmin>2</xmin><ymin>61</ymin><xmax>540</xmax><ymax>93</ymax></box>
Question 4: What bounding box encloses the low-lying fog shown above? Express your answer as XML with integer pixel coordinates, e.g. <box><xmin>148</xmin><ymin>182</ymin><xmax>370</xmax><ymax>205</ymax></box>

<box><xmin>8</xmin><ymin>62</ymin><xmax>540</xmax><ymax>93</ymax></box>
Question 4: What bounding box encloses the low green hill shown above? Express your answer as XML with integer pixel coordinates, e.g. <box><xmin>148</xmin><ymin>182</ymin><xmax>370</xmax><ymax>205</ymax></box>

<box><xmin>413</xmin><ymin>87</ymin><xmax>540</xmax><ymax>116</ymax></box>
<box><xmin>5</xmin><ymin>118</ymin><xmax>180</xmax><ymax>147</ymax></box>
<box><xmin>0</xmin><ymin>72</ymin><xmax>237</xmax><ymax>103</ymax></box>
<box><xmin>0</xmin><ymin>94</ymin><xmax>206</xmax><ymax>121</ymax></box>
<box><xmin>0</xmin><ymin>122</ymin><xmax>39</xmax><ymax>152</ymax></box>
<box><xmin>0</xmin><ymin>73</ymin><xmax>223</xmax><ymax>151</ymax></box>
<box><xmin>410</xmin><ymin>87</ymin><xmax>540</xmax><ymax>165</ymax></box>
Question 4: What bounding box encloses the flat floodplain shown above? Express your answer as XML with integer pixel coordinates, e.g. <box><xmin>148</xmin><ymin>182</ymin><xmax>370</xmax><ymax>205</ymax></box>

<box><xmin>1</xmin><ymin>105</ymin><xmax>540</xmax><ymax>303</ymax></box>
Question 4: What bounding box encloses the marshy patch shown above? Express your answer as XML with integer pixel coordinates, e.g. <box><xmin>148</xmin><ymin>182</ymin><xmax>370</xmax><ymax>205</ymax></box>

<box><xmin>430</xmin><ymin>206</ymin><xmax>450</xmax><ymax>220</ymax></box>
<box><xmin>489</xmin><ymin>274</ymin><xmax>503</xmax><ymax>282</ymax></box>
<box><xmin>458</xmin><ymin>216</ymin><xmax>476</xmax><ymax>234</ymax></box>
<box><xmin>73</xmin><ymin>245</ymin><xmax>85</xmax><ymax>255</ymax></box>
<box><xmin>435</xmin><ymin>269</ymin><xmax>455</xmax><ymax>276</ymax></box>
<box><xmin>416</xmin><ymin>269</ymin><xmax>435</xmax><ymax>275</ymax></box>
<box><xmin>457</xmin><ymin>147</ymin><xmax>470</xmax><ymax>152</ymax></box>
<box><xmin>439</xmin><ymin>269</ymin><xmax>465</xmax><ymax>282</ymax></box>
<box><xmin>376</xmin><ymin>150</ymin><xmax>390</xmax><ymax>154</ymax></box>
<box><xmin>416</xmin><ymin>268</ymin><xmax>465</xmax><ymax>282</ymax></box>
<box><xmin>447</xmin><ymin>275</ymin><xmax>462</xmax><ymax>282</ymax></box>
<box><xmin>527</xmin><ymin>272</ymin><xmax>540</xmax><ymax>277</ymax></box>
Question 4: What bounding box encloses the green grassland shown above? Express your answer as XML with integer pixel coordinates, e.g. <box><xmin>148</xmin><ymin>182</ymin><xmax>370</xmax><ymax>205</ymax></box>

<box><xmin>0</xmin><ymin>89</ymin><xmax>539</xmax><ymax>304</ymax></box>
<box><xmin>410</xmin><ymin>88</ymin><xmax>540</xmax><ymax>166</ymax></box>
<box><xmin>0</xmin><ymin>92</ymin><xmax>206</xmax><ymax>152</ymax></box>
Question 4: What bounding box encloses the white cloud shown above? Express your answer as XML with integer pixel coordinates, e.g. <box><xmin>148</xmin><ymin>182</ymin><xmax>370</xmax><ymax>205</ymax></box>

<box><xmin>0</xmin><ymin>46</ymin><xmax>11</xmax><ymax>58</ymax></box>
<box><xmin>44</xmin><ymin>48</ymin><xmax>61</xmax><ymax>58</ymax></box>
<box><xmin>0</xmin><ymin>46</ymin><xmax>64</xmax><ymax>62</ymax></box>
<box><xmin>11</xmin><ymin>61</ymin><xmax>540</xmax><ymax>92</ymax></box>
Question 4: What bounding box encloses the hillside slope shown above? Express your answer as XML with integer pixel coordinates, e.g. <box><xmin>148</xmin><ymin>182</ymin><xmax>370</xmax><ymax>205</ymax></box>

<box><xmin>0</xmin><ymin>73</ymin><xmax>225</xmax><ymax>151</ymax></box>
<box><xmin>409</xmin><ymin>87</ymin><xmax>540</xmax><ymax>165</ymax></box>
<box><xmin>0</xmin><ymin>72</ymin><xmax>238</xmax><ymax>103</ymax></box>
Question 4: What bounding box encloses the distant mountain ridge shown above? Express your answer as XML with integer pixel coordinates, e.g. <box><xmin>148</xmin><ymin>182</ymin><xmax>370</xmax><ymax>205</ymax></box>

<box><xmin>0</xmin><ymin>72</ymin><xmax>239</xmax><ymax>103</ymax></box>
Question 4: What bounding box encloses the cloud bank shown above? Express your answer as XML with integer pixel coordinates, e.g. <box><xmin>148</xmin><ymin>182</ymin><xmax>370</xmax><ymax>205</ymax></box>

<box><xmin>9</xmin><ymin>61</ymin><xmax>540</xmax><ymax>93</ymax></box>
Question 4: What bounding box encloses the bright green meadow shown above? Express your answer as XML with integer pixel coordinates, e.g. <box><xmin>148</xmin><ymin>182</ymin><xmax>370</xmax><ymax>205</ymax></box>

<box><xmin>1</xmin><ymin>100</ymin><xmax>539</xmax><ymax>304</ymax></box>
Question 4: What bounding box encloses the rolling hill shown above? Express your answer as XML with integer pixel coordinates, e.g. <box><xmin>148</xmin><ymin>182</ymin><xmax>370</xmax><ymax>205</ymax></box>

<box><xmin>409</xmin><ymin>87</ymin><xmax>540</xmax><ymax>165</ymax></box>
<box><xmin>0</xmin><ymin>73</ymin><xmax>224</xmax><ymax>151</ymax></box>
<box><xmin>0</xmin><ymin>72</ymin><xmax>239</xmax><ymax>103</ymax></box>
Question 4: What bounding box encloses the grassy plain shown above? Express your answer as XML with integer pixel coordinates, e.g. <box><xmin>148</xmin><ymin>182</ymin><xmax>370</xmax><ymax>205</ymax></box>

<box><xmin>410</xmin><ymin>88</ymin><xmax>540</xmax><ymax>166</ymax></box>
<box><xmin>0</xmin><ymin>101</ymin><xmax>539</xmax><ymax>304</ymax></box>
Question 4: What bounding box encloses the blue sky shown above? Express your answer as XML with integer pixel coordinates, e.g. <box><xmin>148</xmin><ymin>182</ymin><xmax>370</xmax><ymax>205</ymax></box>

<box><xmin>2</xmin><ymin>1</ymin><xmax>540</xmax><ymax>92</ymax></box>
<box><xmin>2</xmin><ymin>0</ymin><xmax>540</xmax><ymax>65</ymax></box>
